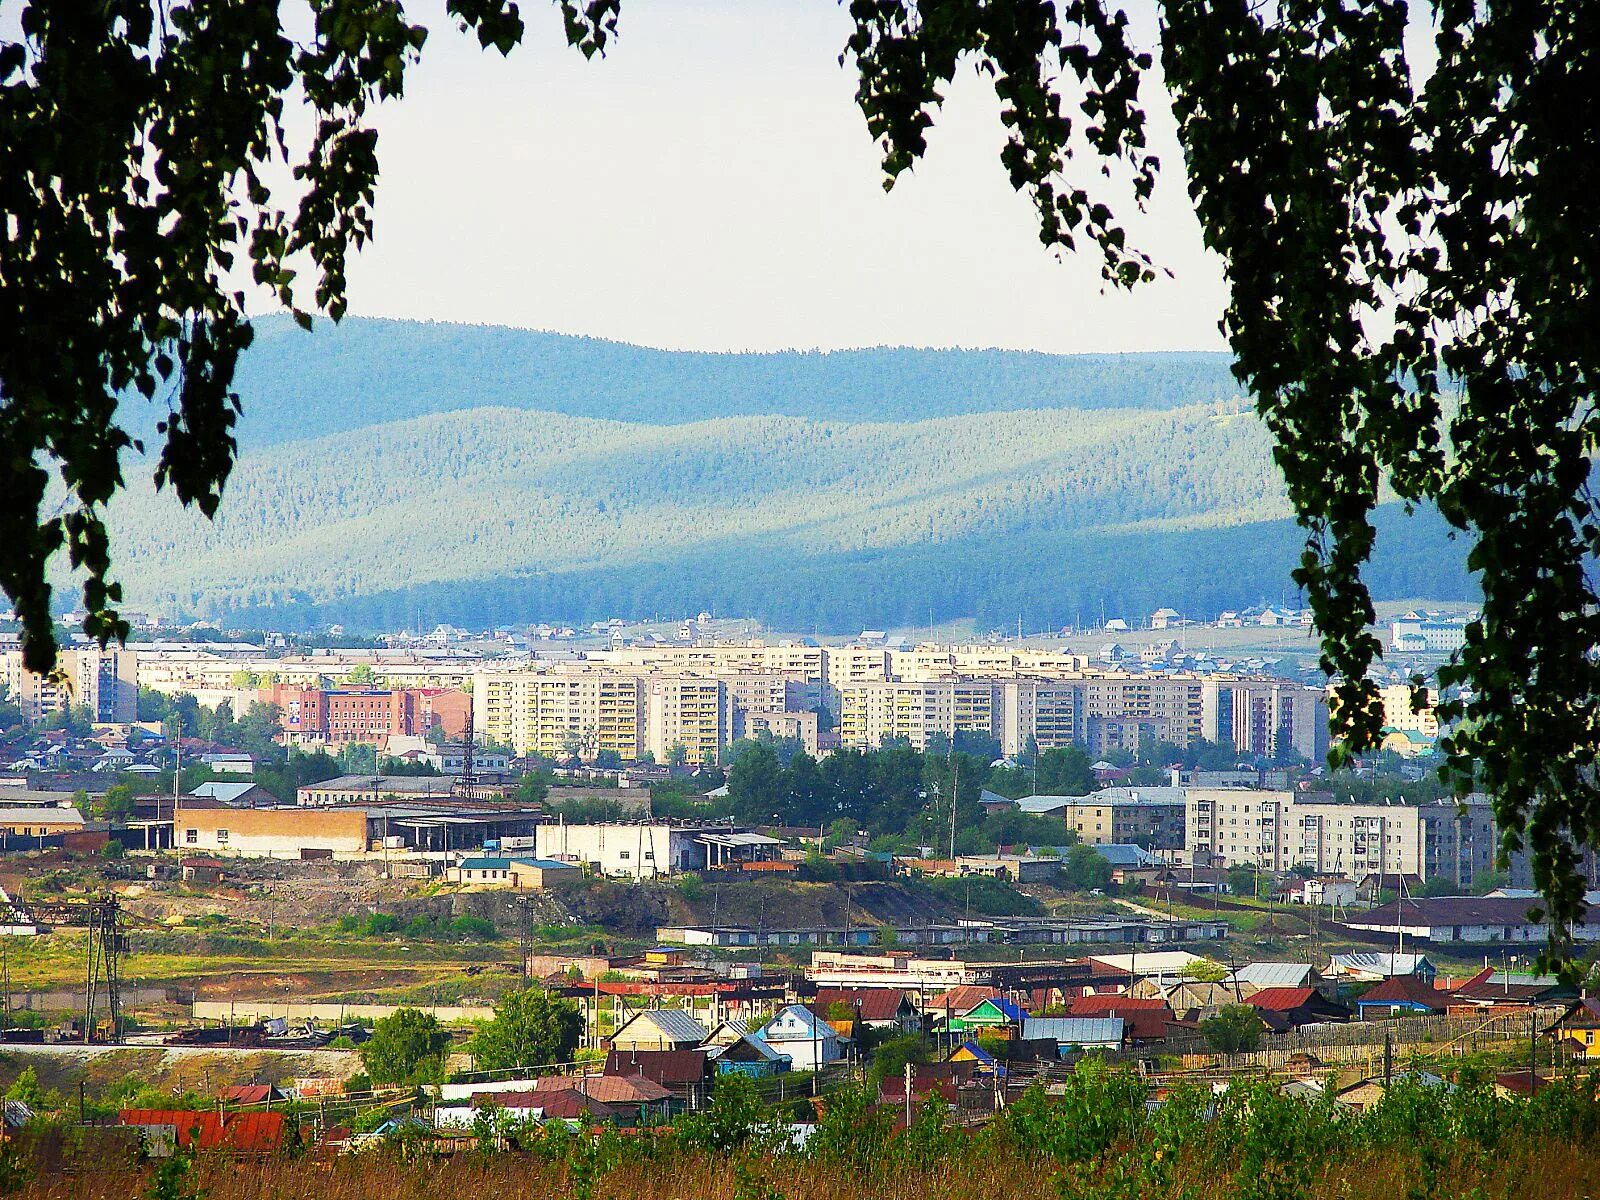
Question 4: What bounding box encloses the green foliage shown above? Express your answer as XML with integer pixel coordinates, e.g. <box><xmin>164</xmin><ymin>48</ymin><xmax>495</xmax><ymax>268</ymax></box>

<box><xmin>143</xmin><ymin>1145</ymin><xmax>201</xmax><ymax>1200</ymax></box>
<box><xmin>676</xmin><ymin>872</ymin><xmax>705</xmax><ymax>902</ymax></box>
<box><xmin>466</xmin><ymin>987</ymin><xmax>583</xmax><ymax>1073</ymax></box>
<box><xmin>1062</xmin><ymin>845</ymin><xmax>1114</xmax><ymax>892</ymax></box>
<box><xmin>1200</xmin><ymin>1005</ymin><xmax>1263</xmax><ymax>1055</ymax></box>
<box><xmin>807</xmin><ymin>1081</ymin><xmax>895</xmax><ymax>1171</ymax></box>
<box><xmin>997</xmin><ymin>1061</ymin><xmax>1146</xmax><ymax>1163</ymax></box>
<box><xmin>359</xmin><ymin>1007</ymin><xmax>450</xmax><ymax>1085</ymax></box>
<box><xmin>867</xmin><ymin>1033</ymin><xmax>933</xmax><ymax>1087</ymax></box>
<box><xmin>672</xmin><ymin>1072</ymin><xmax>787</xmax><ymax>1156</ymax></box>
<box><xmin>4</xmin><ymin>1067</ymin><xmax>43</xmax><ymax>1110</ymax></box>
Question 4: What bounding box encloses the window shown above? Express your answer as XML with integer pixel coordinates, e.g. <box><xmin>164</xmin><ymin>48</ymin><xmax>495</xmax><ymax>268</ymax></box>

<box><xmin>620</xmin><ymin>850</ymin><xmax>630</xmax><ymax>860</ymax></box>
<box><xmin>186</xmin><ymin>829</ymin><xmax>198</xmax><ymax>844</ymax></box>
<box><xmin>217</xmin><ymin>829</ymin><xmax>230</xmax><ymax>843</ymax></box>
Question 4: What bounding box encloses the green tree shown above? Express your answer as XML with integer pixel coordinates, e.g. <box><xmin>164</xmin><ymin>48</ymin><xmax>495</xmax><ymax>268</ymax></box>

<box><xmin>91</xmin><ymin>783</ymin><xmax>135</xmax><ymax>821</ymax></box>
<box><xmin>1226</xmin><ymin>864</ymin><xmax>1262</xmax><ymax>899</ymax></box>
<box><xmin>1201</xmin><ymin>1005</ymin><xmax>1263</xmax><ymax>1055</ymax></box>
<box><xmin>867</xmin><ymin>1032</ymin><xmax>933</xmax><ymax>1087</ymax></box>
<box><xmin>467</xmin><ymin>987</ymin><xmax>583</xmax><ymax>1073</ymax></box>
<box><xmin>344</xmin><ymin>664</ymin><xmax>377</xmax><ymax>686</ymax></box>
<box><xmin>337</xmin><ymin>742</ymin><xmax>378</xmax><ymax>774</ymax></box>
<box><xmin>1062</xmin><ymin>844</ymin><xmax>1113</xmax><ymax>892</ymax></box>
<box><xmin>359</xmin><ymin>1007</ymin><xmax>449</xmax><ymax>1084</ymax></box>
<box><xmin>1034</xmin><ymin>747</ymin><xmax>1097</xmax><ymax>797</ymax></box>
<box><xmin>5</xmin><ymin>1066</ymin><xmax>44</xmax><ymax>1110</ymax></box>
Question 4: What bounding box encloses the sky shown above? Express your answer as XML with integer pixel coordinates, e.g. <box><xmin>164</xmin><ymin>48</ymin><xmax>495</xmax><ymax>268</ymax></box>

<box><xmin>338</xmin><ymin>0</ymin><xmax>1230</xmax><ymax>354</ymax></box>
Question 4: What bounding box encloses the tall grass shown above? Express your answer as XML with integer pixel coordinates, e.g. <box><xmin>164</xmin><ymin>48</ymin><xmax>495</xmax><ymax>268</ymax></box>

<box><xmin>16</xmin><ymin>1063</ymin><xmax>1600</xmax><ymax>1200</ymax></box>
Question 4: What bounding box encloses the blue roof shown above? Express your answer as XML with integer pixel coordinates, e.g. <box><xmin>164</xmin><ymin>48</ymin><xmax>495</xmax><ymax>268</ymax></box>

<box><xmin>953</xmin><ymin>1040</ymin><xmax>996</xmax><ymax>1065</ymax></box>
<box><xmin>1094</xmin><ymin>844</ymin><xmax>1160</xmax><ymax>868</ymax></box>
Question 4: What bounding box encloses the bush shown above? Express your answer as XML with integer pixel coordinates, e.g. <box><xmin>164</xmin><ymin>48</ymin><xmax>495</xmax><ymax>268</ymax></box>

<box><xmin>1201</xmin><ymin>1004</ymin><xmax>1263</xmax><ymax>1055</ymax></box>
<box><xmin>449</xmin><ymin>915</ymin><xmax>496</xmax><ymax>940</ymax></box>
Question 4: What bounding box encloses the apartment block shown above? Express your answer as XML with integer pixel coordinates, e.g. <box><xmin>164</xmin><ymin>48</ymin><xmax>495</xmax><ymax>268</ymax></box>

<box><xmin>1030</xmin><ymin>787</ymin><xmax>1186</xmax><ymax>850</ymax></box>
<box><xmin>998</xmin><ymin>679</ymin><xmax>1082</xmax><ymax>757</ymax></box>
<box><xmin>643</xmin><ymin>676</ymin><xmax>725</xmax><ymax>765</ymax></box>
<box><xmin>1</xmin><ymin>647</ymin><xmax>138</xmax><ymax>723</ymax></box>
<box><xmin>836</xmin><ymin>679</ymin><xmax>999</xmax><ymax>751</ymax></box>
<box><xmin>473</xmin><ymin>670</ymin><xmax>646</xmax><ymax>761</ymax></box>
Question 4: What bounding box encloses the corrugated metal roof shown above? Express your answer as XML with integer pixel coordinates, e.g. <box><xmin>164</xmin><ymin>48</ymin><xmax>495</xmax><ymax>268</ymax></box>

<box><xmin>1020</xmin><ymin>1017</ymin><xmax>1125</xmax><ymax>1044</ymax></box>
<box><xmin>1231</xmin><ymin>962</ymin><xmax>1316</xmax><ymax>989</ymax></box>
<box><xmin>619</xmin><ymin>1008</ymin><xmax>708</xmax><ymax>1045</ymax></box>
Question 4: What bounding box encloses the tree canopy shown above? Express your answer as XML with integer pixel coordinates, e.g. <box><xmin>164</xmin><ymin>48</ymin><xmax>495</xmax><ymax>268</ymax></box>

<box><xmin>4</xmin><ymin>1</ymin><xmax>1598</xmax><ymax>955</ymax></box>
<box><xmin>466</xmin><ymin>987</ymin><xmax>583</xmax><ymax>1073</ymax></box>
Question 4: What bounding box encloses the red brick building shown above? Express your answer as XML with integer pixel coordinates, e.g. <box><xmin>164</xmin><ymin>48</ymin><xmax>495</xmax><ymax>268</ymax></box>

<box><xmin>259</xmin><ymin>684</ymin><xmax>468</xmax><ymax>746</ymax></box>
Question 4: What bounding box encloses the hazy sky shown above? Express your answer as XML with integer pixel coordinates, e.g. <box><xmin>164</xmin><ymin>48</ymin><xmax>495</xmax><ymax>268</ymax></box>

<box><xmin>342</xmin><ymin>0</ymin><xmax>1229</xmax><ymax>354</ymax></box>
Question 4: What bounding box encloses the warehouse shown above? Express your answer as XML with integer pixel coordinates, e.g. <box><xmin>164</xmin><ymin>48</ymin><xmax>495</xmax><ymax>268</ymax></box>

<box><xmin>176</xmin><ymin>803</ymin><xmax>543</xmax><ymax>859</ymax></box>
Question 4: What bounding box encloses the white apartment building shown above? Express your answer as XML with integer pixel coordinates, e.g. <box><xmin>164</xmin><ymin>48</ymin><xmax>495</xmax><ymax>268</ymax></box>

<box><xmin>1187</xmin><ymin>790</ymin><xmax>1500</xmax><ymax>885</ymax></box>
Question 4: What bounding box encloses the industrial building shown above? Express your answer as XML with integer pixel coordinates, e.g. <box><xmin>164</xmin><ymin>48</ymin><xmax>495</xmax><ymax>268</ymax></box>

<box><xmin>175</xmin><ymin>803</ymin><xmax>542</xmax><ymax>858</ymax></box>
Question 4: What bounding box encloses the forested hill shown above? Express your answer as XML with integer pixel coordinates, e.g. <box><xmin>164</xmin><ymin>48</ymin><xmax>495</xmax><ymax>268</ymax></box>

<box><xmin>106</xmin><ymin>392</ymin><xmax>1477</xmax><ymax>634</ymax></box>
<box><xmin>132</xmin><ymin>315</ymin><xmax>1243</xmax><ymax>449</ymax></box>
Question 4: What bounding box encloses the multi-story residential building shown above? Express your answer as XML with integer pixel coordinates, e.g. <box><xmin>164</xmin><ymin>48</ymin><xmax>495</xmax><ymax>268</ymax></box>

<box><xmin>643</xmin><ymin>676</ymin><xmax>724</xmax><ymax>765</ymax></box>
<box><xmin>1377</xmin><ymin>684</ymin><xmax>1440</xmax><ymax>738</ymax></box>
<box><xmin>1021</xmin><ymin>786</ymin><xmax>1186</xmax><ymax>850</ymax></box>
<box><xmin>998</xmin><ymin>679</ymin><xmax>1082</xmax><ymax>756</ymax></box>
<box><xmin>1</xmin><ymin>647</ymin><xmax>138</xmax><ymax>723</ymax></box>
<box><xmin>473</xmin><ymin>670</ymin><xmax>647</xmax><ymax>762</ymax></box>
<box><xmin>1185</xmin><ymin>788</ymin><xmax>1298</xmax><ymax>870</ymax></box>
<box><xmin>1187</xmin><ymin>791</ymin><xmax>1579</xmax><ymax>891</ymax></box>
<box><xmin>742</xmin><ymin>710</ymin><xmax>821</xmax><ymax>755</ymax></box>
<box><xmin>836</xmin><ymin>679</ymin><xmax>999</xmax><ymax>751</ymax></box>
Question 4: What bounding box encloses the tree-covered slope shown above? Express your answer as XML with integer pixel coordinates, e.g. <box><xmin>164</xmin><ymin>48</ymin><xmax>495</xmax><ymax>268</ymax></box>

<box><xmin>117</xmin><ymin>315</ymin><xmax>1243</xmax><ymax>450</ymax></box>
<box><xmin>107</xmin><ymin>397</ymin><xmax>1474</xmax><ymax>632</ymax></box>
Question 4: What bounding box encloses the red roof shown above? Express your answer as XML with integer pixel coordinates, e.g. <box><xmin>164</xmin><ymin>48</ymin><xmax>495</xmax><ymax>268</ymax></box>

<box><xmin>526</xmin><ymin>1074</ymin><xmax>672</xmax><ymax>1104</ymax></box>
<box><xmin>603</xmin><ymin>1049</ymin><xmax>709</xmax><ymax>1086</ymax></box>
<box><xmin>535</xmin><ymin>1089</ymin><xmax>624</xmax><ymax>1121</ymax></box>
<box><xmin>1068</xmin><ymin>995</ymin><xmax>1170</xmax><ymax>1015</ymax></box>
<box><xmin>219</xmin><ymin>1085</ymin><xmax>281</xmax><ymax>1105</ymax></box>
<box><xmin>1244</xmin><ymin>987</ymin><xmax>1317</xmax><ymax>1012</ymax></box>
<box><xmin>928</xmin><ymin>985</ymin><xmax>1000</xmax><ymax>1014</ymax></box>
<box><xmin>1358</xmin><ymin>975</ymin><xmax>1448</xmax><ymax>1009</ymax></box>
<box><xmin>816</xmin><ymin>988</ymin><xmax>909</xmax><ymax>1023</ymax></box>
<box><xmin>119</xmin><ymin>1109</ymin><xmax>286</xmax><ymax>1153</ymax></box>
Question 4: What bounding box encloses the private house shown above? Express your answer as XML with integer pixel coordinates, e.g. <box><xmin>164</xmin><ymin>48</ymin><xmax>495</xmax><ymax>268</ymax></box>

<box><xmin>1018</xmin><ymin>1017</ymin><xmax>1126</xmax><ymax>1054</ymax></box>
<box><xmin>608</xmin><ymin>1008</ymin><xmax>709</xmax><ymax>1052</ymax></box>
<box><xmin>758</xmin><ymin>1005</ymin><xmax>845</xmax><ymax>1071</ymax></box>
<box><xmin>1546</xmin><ymin>999</ymin><xmax>1600</xmax><ymax>1059</ymax></box>
<box><xmin>1335</xmin><ymin>1070</ymin><xmax>1454</xmax><ymax>1113</ymax></box>
<box><xmin>602</xmin><ymin>1048</ymin><xmax>711</xmax><ymax>1098</ymax></box>
<box><xmin>1283</xmin><ymin>877</ymin><xmax>1358</xmax><ymax>907</ymax></box>
<box><xmin>813</xmin><ymin>988</ymin><xmax>921</xmax><ymax>1033</ymax></box>
<box><xmin>1141</xmin><ymin>979</ymin><xmax>1243</xmax><ymax>1020</ymax></box>
<box><xmin>701</xmin><ymin>1020</ymin><xmax>789</xmax><ymax>1076</ymax></box>
<box><xmin>947</xmin><ymin>1040</ymin><xmax>1005</xmax><ymax>1078</ymax></box>
<box><xmin>1066</xmin><ymin>995</ymin><xmax>1178</xmax><ymax>1043</ymax></box>
<box><xmin>1354</xmin><ymin>975</ymin><xmax>1451</xmax><ymax>1019</ymax></box>
<box><xmin>451</xmin><ymin>856</ymin><xmax>582</xmax><ymax>890</ymax></box>
<box><xmin>1244</xmin><ymin>988</ymin><xmax>1351</xmax><ymax>1031</ymax></box>
<box><xmin>1227</xmin><ymin>962</ymin><xmax>1326</xmax><ymax>996</ymax></box>
<box><xmin>189</xmin><ymin>781</ymin><xmax>278</xmax><ymax>807</ymax></box>
<box><xmin>948</xmin><ymin>996</ymin><xmax>1028</xmax><ymax>1033</ymax></box>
